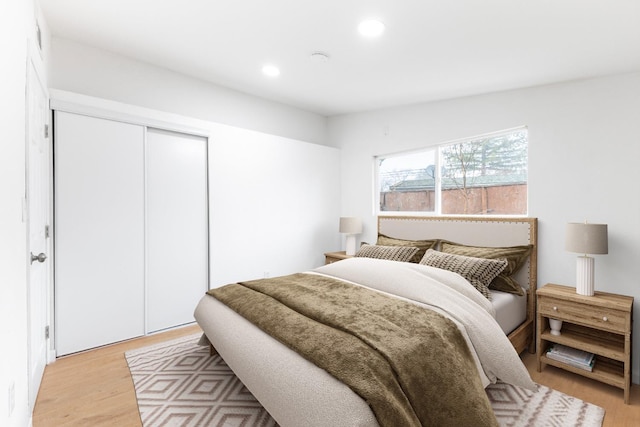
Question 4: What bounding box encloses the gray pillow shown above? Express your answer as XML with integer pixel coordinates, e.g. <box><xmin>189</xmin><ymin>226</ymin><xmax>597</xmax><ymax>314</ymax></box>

<box><xmin>419</xmin><ymin>249</ymin><xmax>508</xmax><ymax>299</ymax></box>
<box><xmin>439</xmin><ymin>241</ymin><xmax>532</xmax><ymax>296</ymax></box>
<box><xmin>355</xmin><ymin>244</ymin><xmax>420</xmax><ymax>262</ymax></box>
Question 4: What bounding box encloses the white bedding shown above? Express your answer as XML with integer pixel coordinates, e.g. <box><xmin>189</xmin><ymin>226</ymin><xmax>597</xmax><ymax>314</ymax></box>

<box><xmin>490</xmin><ymin>288</ymin><xmax>527</xmax><ymax>334</ymax></box>
<box><xmin>194</xmin><ymin>258</ymin><xmax>535</xmax><ymax>427</ymax></box>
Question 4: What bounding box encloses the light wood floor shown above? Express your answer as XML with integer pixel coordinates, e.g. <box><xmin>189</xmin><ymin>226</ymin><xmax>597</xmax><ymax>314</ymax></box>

<box><xmin>34</xmin><ymin>326</ymin><xmax>640</xmax><ymax>426</ymax></box>
<box><xmin>33</xmin><ymin>324</ymin><xmax>202</xmax><ymax>427</ymax></box>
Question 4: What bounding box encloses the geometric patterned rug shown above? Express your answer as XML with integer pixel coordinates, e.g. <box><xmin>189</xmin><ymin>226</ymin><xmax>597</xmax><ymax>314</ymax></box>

<box><xmin>125</xmin><ymin>334</ymin><xmax>605</xmax><ymax>427</ymax></box>
<box><xmin>125</xmin><ymin>334</ymin><xmax>276</xmax><ymax>427</ymax></box>
<box><xmin>486</xmin><ymin>382</ymin><xmax>605</xmax><ymax>427</ymax></box>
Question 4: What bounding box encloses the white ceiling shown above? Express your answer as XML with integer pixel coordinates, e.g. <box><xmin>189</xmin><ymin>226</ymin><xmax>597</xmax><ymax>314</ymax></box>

<box><xmin>39</xmin><ymin>0</ymin><xmax>640</xmax><ymax>116</ymax></box>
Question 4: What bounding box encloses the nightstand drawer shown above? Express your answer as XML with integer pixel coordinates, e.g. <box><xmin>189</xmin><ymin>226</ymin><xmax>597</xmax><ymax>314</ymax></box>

<box><xmin>539</xmin><ymin>297</ymin><xmax>627</xmax><ymax>333</ymax></box>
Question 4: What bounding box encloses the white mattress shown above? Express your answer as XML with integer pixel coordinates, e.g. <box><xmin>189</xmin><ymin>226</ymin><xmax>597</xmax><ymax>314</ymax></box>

<box><xmin>490</xmin><ymin>288</ymin><xmax>527</xmax><ymax>335</ymax></box>
<box><xmin>195</xmin><ymin>296</ymin><xmax>380</xmax><ymax>427</ymax></box>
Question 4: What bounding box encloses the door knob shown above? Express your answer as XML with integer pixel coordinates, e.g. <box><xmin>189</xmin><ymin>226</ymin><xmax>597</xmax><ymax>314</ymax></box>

<box><xmin>30</xmin><ymin>252</ymin><xmax>47</xmax><ymax>264</ymax></box>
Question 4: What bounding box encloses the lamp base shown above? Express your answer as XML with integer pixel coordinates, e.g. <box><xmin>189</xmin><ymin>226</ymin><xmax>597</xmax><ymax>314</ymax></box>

<box><xmin>576</xmin><ymin>255</ymin><xmax>595</xmax><ymax>296</ymax></box>
<box><xmin>345</xmin><ymin>235</ymin><xmax>357</xmax><ymax>256</ymax></box>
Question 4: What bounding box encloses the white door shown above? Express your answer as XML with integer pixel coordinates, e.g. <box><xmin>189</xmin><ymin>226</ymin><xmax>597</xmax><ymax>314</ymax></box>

<box><xmin>54</xmin><ymin>112</ymin><xmax>145</xmax><ymax>355</ymax></box>
<box><xmin>146</xmin><ymin>128</ymin><xmax>208</xmax><ymax>332</ymax></box>
<box><xmin>26</xmin><ymin>50</ymin><xmax>50</xmax><ymax>409</ymax></box>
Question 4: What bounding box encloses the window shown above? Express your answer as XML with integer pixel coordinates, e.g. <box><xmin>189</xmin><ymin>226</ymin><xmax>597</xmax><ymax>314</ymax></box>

<box><xmin>377</xmin><ymin>128</ymin><xmax>528</xmax><ymax>215</ymax></box>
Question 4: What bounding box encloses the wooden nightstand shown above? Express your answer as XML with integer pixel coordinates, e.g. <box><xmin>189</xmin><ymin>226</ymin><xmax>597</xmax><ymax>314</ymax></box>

<box><xmin>324</xmin><ymin>251</ymin><xmax>353</xmax><ymax>265</ymax></box>
<box><xmin>536</xmin><ymin>283</ymin><xmax>633</xmax><ymax>403</ymax></box>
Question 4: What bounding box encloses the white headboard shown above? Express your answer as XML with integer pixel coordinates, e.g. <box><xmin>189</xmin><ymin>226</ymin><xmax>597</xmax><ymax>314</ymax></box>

<box><xmin>378</xmin><ymin>215</ymin><xmax>538</xmax><ymax>291</ymax></box>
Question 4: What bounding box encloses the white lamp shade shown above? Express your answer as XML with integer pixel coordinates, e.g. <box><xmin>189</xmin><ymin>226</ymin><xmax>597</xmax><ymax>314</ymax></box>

<box><xmin>565</xmin><ymin>223</ymin><xmax>608</xmax><ymax>255</ymax></box>
<box><xmin>339</xmin><ymin>217</ymin><xmax>362</xmax><ymax>235</ymax></box>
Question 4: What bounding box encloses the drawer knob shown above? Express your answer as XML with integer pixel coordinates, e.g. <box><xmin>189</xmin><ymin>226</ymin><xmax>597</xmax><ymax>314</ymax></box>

<box><xmin>603</xmin><ymin>316</ymin><xmax>608</xmax><ymax>322</ymax></box>
<box><xmin>553</xmin><ymin>306</ymin><xmax>558</xmax><ymax>311</ymax></box>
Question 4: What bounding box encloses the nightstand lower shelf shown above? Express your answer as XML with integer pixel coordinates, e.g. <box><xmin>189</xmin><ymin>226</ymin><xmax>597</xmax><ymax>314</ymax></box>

<box><xmin>539</xmin><ymin>354</ymin><xmax>625</xmax><ymax>389</ymax></box>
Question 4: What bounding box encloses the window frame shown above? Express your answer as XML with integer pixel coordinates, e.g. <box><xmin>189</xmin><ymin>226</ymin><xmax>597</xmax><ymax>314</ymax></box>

<box><xmin>374</xmin><ymin>126</ymin><xmax>528</xmax><ymax>217</ymax></box>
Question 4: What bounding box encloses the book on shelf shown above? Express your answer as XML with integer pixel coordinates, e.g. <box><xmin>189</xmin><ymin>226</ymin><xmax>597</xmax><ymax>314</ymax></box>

<box><xmin>546</xmin><ymin>344</ymin><xmax>595</xmax><ymax>372</ymax></box>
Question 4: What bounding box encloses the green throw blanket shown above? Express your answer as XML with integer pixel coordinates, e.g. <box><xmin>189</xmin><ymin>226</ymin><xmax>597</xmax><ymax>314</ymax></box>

<box><xmin>208</xmin><ymin>273</ymin><xmax>498</xmax><ymax>427</ymax></box>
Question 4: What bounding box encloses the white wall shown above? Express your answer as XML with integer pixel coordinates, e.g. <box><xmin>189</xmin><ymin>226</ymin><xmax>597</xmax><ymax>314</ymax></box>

<box><xmin>50</xmin><ymin>38</ymin><xmax>327</xmax><ymax>146</ymax></box>
<box><xmin>328</xmin><ymin>72</ymin><xmax>640</xmax><ymax>383</ymax></box>
<box><xmin>209</xmin><ymin>125</ymin><xmax>341</xmax><ymax>286</ymax></box>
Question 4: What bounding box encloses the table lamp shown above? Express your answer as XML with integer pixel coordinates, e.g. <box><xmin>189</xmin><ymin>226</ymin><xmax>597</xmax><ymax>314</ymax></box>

<box><xmin>565</xmin><ymin>222</ymin><xmax>608</xmax><ymax>296</ymax></box>
<box><xmin>339</xmin><ymin>217</ymin><xmax>362</xmax><ymax>256</ymax></box>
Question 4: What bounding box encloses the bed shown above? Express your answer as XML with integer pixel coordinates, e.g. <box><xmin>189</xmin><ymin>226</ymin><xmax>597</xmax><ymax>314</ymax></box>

<box><xmin>194</xmin><ymin>216</ymin><xmax>538</xmax><ymax>426</ymax></box>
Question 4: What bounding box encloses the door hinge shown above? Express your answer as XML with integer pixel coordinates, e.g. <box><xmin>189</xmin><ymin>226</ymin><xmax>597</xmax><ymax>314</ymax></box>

<box><xmin>44</xmin><ymin>124</ymin><xmax>49</xmax><ymax>139</ymax></box>
<box><xmin>45</xmin><ymin>225</ymin><xmax>50</xmax><ymax>239</ymax></box>
<box><xmin>45</xmin><ymin>326</ymin><xmax>49</xmax><ymax>339</ymax></box>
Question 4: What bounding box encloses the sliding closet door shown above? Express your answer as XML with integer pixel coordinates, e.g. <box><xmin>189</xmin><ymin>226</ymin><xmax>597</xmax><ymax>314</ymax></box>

<box><xmin>146</xmin><ymin>128</ymin><xmax>208</xmax><ymax>333</ymax></box>
<box><xmin>55</xmin><ymin>112</ymin><xmax>145</xmax><ymax>355</ymax></box>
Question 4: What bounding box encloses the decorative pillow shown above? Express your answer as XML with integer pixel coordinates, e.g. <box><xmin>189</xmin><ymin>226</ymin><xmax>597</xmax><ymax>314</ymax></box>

<box><xmin>439</xmin><ymin>241</ymin><xmax>533</xmax><ymax>296</ymax></box>
<box><xmin>355</xmin><ymin>244</ymin><xmax>420</xmax><ymax>262</ymax></box>
<box><xmin>419</xmin><ymin>249</ymin><xmax>508</xmax><ymax>299</ymax></box>
<box><xmin>376</xmin><ymin>234</ymin><xmax>438</xmax><ymax>263</ymax></box>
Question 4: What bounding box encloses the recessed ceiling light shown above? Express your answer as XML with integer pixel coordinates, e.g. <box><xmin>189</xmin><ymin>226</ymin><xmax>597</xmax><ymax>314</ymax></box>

<box><xmin>358</xmin><ymin>19</ymin><xmax>385</xmax><ymax>37</ymax></box>
<box><xmin>262</xmin><ymin>64</ymin><xmax>280</xmax><ymax>77</ymax></box>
